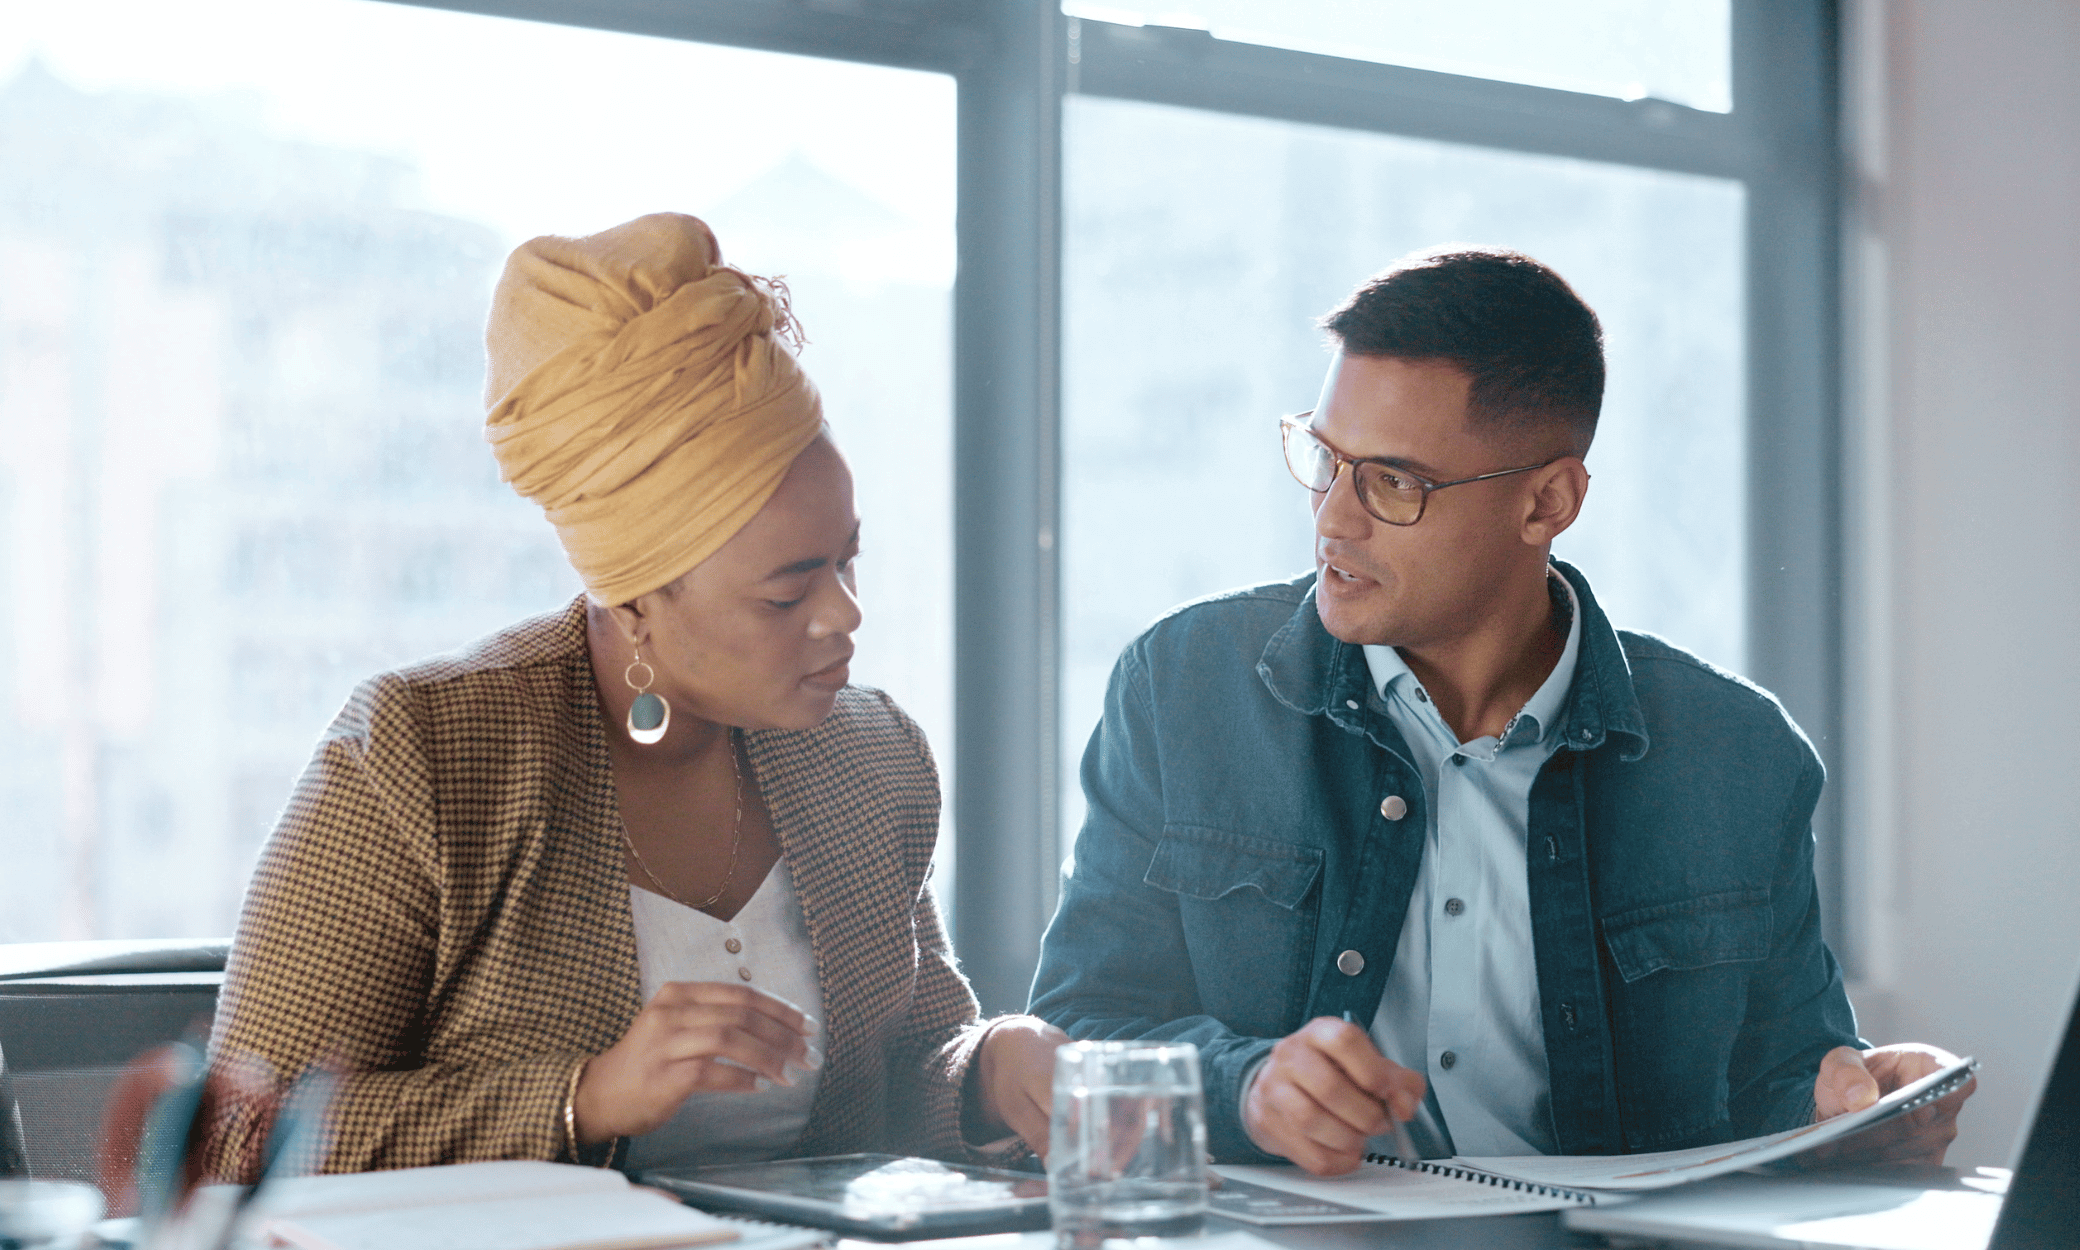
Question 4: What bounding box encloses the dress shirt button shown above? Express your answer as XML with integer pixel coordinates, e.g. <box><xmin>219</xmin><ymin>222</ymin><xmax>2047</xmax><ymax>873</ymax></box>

<box><xmin>725</xmin><ymin>937</ymin><xmax>743</xmax><ymax>954</ymax></box>
<box><xmin>1450</xmin><ymin>754</ymin><xmax>1467</xmax><ymax>767</ymax></box>
<box><xmin>738</xmin><ymin>966</ymin><xmax>753</xmax><ymax>981</ymax></box>
<box><xmin>1379</xmin><ymin>795</ymin><xmax>1408</xmax><ymax>821</ymax></box>
<box><xmin>1415</xmin><ymin>688</ymin><xmax>1430</xmax><ymax>703</ymax></box>
<box><xmin>1444</xmin><ymin>898</ymin><xmax>1465</xmax><ymax>916</ymax></box>
<box><xmin>1439</xmin><ymin>1050</ymin><xmax>1458</xmax><ymax>1070</ymax></box>
<box><xmin>1335</xmin><ymin>949</ymin><xmax>1365</xmax><ymax>976</ymax></box>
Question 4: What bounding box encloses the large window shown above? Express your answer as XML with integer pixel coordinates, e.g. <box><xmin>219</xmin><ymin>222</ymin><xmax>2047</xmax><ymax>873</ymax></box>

<box><xmin>1060</xmin><ymin>96</ymin><xmax>1745</xmax><ymax>841</ymax></box>
<box><xmin>0</xmin><ymin>0</ymin><xmax>954</xmax><ymax>942</ymax></box>
<box><xmin>0</xmin><ymin>1</ymin><xmax>1839</xmax><ymax>1005</ymax></box>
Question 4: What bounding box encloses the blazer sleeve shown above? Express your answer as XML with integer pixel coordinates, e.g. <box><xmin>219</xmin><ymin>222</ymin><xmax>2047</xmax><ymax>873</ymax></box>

<box><xmin>871</xmin><ymin>699</ymin><xmax>1025</xmax><ymax>1166</ymax></box>
<box><xmin>203</xmin><ymin>687</ymin><xmax>595</xmax><ymax>1180</ymax></box>
<box><xmin>882</xmin><ymin>877</ymin><xmax>1011</xmax><ymax>1162</ymax></box>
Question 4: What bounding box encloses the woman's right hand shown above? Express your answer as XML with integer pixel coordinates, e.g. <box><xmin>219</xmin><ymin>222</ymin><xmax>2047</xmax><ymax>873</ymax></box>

<box><xmin>572</xmin><ymin>981</ymin><xmax>820</xmax><ymax>1142</ymax></box>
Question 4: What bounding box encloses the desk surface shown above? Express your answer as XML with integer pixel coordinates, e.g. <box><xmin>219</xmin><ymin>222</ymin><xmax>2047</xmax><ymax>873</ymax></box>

<box><xmin>826</xmin><ymin>1165</ymin><xmax>2001</xmax><ymax>1250</ymax></box>
<box><xmin>832</xmin><ymin>1212</ymin><xmax>1578</xmax><ymax>1250</ymax></box>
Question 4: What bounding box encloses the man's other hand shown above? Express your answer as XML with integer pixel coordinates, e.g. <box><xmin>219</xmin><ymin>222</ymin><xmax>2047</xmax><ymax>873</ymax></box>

<box><xmin>1808</xmin><ymin>1042</ymin><xmax>1975</xmax><ymax>1167</ymax></box>
<box><xmin>1242</xmin><ymin>1016</ymin><xmax>1426</xmax><ymax>1176</ymax></box>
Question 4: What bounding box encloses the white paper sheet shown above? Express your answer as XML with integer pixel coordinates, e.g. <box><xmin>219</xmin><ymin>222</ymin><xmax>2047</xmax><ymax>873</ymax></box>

<box><xmin>1457</xmin><ymin>1055</ymin><xmax>1977</xmax><ymax>1192</ymax></box>
<box><xmin>267</xmin><ymin>1188</ymin><xmax>739</xmax><ymax>1250</ymax></box>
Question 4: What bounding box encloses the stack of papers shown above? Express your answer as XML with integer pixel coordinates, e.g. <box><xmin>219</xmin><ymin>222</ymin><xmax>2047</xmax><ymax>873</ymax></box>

<box><xmin>1212</xmin><ymin>1056</ymin><xmax>1977</xmax><ymax>1224</ymax></box>
<box><xmin>257</xmin><ymin>1160</ymin><xmax>743</xmax><ymax>1250</ymax></box>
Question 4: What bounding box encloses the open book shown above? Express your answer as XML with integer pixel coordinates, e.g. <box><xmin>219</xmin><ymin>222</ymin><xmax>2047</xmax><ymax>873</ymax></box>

<box><xmin>257</xmin><ymin>1160</ymin><xmax>744</xmax><ymax>1250</ymax></box>
<box><xmin>1211</xmin><ymin>1056</ymin><xmax>1977</xmax><ymax>1224</ymax></box>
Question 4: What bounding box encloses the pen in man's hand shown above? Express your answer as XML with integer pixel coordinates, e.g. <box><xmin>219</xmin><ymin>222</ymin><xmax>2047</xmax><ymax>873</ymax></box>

<box><xmin>1343</xmin><ymin>1011</ymin><xmax>1420</xmax><ymax>1166</ymax></box>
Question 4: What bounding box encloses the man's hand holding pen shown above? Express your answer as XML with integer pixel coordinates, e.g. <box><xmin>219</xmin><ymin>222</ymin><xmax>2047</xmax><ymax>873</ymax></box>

<box><xmin>1241</xmin><ymin>1015</ymin><xmax>1427</xmax><ymax>1176</ymax></box>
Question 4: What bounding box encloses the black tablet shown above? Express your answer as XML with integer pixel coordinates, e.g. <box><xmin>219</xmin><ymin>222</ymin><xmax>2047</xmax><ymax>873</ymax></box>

<box><xmin>640</xmin><ymin>1153</ymin><xmax>1051</xmax><ymax>1241</ymax></box>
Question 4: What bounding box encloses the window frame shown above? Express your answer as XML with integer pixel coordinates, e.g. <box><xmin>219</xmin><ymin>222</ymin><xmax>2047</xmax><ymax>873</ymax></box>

<box><xmin>391</xmin><ymin>0</ymin><xmax>1845</xmax><ymax>1009</ymax></box>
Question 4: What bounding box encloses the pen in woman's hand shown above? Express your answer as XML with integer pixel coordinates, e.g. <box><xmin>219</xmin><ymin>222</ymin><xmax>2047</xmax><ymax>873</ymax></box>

<box><xmin>1344</xmin><ymin>1011</ymin><xmax>1420</xmax><ymax>1166</ymax></box>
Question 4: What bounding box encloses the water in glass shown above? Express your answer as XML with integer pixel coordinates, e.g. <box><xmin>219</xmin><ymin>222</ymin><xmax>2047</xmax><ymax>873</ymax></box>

<box><xmin>1048</xmin><ymin>1041</ymin><xmax>1208</xmax><ymax>1249</ymax></box>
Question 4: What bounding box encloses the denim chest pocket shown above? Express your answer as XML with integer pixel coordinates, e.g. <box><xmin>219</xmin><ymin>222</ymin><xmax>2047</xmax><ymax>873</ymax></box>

<box><xmin>1144</xmin><ymin>826</ymin><xmax>1323</xmax><ymax>910</ymax></box>
<box><xmin>1600</xmin><ymin>888</ymin><xmax>1773</xmax><ymax>984</ymax></box>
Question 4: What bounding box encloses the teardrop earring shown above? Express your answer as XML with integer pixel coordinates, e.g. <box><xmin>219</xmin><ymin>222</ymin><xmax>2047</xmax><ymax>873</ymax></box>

<box><xmin>625</xmin><ymin>648</ymin><xmax>670</xmax><ymax>745</ymax></box>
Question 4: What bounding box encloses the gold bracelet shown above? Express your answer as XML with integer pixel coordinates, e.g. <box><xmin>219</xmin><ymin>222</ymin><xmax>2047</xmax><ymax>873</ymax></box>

<box><xmin>562</xmin><ymin>1057</ymin><xmax>588</xmax><ymax>1162</ymax></box>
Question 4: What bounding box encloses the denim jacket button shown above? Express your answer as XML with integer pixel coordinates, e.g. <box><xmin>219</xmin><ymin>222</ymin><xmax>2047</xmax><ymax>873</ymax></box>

<box><xmin>1335</xmin><ymin>949</ymin><xmax>1365</xmax><ymax>976</ymax></box>
<box><xmin>1379</xmin><ymin>795</ymin><xmax>1408</xmax><ymax>821</ymax></box>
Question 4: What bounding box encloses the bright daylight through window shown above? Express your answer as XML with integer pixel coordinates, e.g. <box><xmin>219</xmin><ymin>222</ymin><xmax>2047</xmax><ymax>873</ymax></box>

<box><xmin>1060</xmin><ymin>97</ymin><xmax>1743</xmax><ymax>845</ymax></box>
<box><xmin>0</xmin><ymin>0</ymin><xmax>955</xmax><ymax>941</ymax></box>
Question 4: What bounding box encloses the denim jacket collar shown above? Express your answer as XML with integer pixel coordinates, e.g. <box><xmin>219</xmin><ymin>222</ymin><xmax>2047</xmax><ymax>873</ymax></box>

<box><xmin>1255</xmin><ymin>558</ymin><xmax>1649</xmax><ymax>762</ymax></box>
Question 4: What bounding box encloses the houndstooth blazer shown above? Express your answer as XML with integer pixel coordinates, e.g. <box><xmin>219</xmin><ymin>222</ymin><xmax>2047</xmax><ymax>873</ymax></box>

<box><xmin>204</xmin><ymin>598</ymin><xmax>993</xmax><ymax>1179</ymax></box>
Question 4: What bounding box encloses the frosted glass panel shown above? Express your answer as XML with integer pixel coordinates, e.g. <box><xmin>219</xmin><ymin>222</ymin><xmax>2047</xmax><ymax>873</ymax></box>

<box><xmin>1065</xmin><ymin>0</ymin><xmax>1732</xmax><ymax>113</ymax></box>
<box><xmin>0</xmin><ymin>1</ymin><xmax>954</xmax><ymax>940</ymax></box>
<box><xmin>1062</xmin><ymin>95</ymin><xmax>1744</xmax><ymax>841</ymax></box>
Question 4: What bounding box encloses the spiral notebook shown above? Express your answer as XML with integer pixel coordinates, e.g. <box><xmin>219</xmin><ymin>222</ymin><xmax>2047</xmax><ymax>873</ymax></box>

<box><xmin>1210</xmin><ymin>1159</ymin><xmax>1592</xmax><ymax>1222</ymax></box>
<box><xmin>1211</xmin><ymin>1056</ymin><xmax>1977</xmax><ymax>1224</ymax></box>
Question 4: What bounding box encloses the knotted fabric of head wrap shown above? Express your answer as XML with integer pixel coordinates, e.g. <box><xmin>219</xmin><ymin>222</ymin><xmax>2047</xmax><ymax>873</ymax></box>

<box><xmin>483</xmin><ymin>212</ymin><xmax>824</xmax><ymax>605</ymax></box>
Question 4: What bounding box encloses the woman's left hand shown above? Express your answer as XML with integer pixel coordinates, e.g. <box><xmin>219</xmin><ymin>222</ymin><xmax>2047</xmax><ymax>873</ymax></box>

<box><xmin>977</xmin><ymin>1015</ymin><xmax>1071</xmax><ymax>1156</ymax></box>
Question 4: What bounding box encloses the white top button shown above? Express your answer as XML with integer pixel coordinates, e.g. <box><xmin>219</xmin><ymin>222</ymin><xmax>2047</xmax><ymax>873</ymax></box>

<box><xmin>1380</xmin><ymin>795</ymin><xmax>1408</xmax><ymax>821</ymax></box>
<box><xmin>625</xmin><ymin>863</ymin><xmax>823</xmax><ymax>1171</ymax></box>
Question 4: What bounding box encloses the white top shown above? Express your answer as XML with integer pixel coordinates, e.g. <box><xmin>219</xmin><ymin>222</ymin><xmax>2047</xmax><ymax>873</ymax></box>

<box><xmin>621</xmin><ymin>859</ymin><xmax>827</xmax><ymax>1171</ymax></box>
<box><xmin>1359</xmin><ymin>571</ymin><xmax>1582</xmax><ymax>1158</ymax></box>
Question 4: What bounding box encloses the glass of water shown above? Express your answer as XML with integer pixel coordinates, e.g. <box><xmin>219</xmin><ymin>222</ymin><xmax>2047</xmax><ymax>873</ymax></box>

<box><xmin>1048</xmin><ymin>1040</ymin><xmax>1208</xmax><ymax>1249</ymax></box>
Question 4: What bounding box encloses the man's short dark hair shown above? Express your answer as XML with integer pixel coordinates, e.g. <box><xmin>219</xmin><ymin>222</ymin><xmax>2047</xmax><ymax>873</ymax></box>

<box><xmin>1320</xmin><ymin>246</ymin><xmax>1605</xmax><ymax>454</ymax></box>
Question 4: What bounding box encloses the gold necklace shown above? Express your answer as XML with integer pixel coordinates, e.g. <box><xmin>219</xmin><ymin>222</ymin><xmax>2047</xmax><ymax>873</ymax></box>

<box><xmin>620</xmin><ymin>729</ymin><xmax>745</xmax><ymax>912</ymax></box>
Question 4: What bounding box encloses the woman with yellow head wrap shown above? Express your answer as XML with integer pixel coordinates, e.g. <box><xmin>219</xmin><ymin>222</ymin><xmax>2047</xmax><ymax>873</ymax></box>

<box><xmin>204</xmin><ymin>214</ymin><xmax>1065</xmax><ymax>1179</ymax></box>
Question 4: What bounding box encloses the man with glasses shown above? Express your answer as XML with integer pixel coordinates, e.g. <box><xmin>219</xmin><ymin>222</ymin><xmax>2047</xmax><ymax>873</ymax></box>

<box><xmin>1029</xmin><ymin>247</ymin><xmax>1972</xmax><ymax>1174</ymax></box>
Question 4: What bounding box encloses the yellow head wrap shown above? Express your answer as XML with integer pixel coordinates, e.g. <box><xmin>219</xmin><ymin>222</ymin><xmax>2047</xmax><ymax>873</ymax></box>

<box><xmin>483</xmin><ymin>212</ymin><xmax>824</xmax><ymax>605</ymax></box>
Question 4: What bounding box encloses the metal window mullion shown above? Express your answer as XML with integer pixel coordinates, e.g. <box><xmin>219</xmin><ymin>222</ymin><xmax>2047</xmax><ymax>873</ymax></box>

<box><xmin>1069</xmin><ymin>18</ymin><xmax>1757</xmax><ymax>181</ymax></box>
<box><xmin>1735</xmin><ymin>0</ymin><xmax>1848</xmax><ymax>969</ymax></box>
<box><xmin>951</xmin><ymin>0</ymin><xmax>1064</xmax><ymax>1014</ymax></box>
<box><xmin>377</xmin><ymin>0</ymin><xmax>982</xmax><ymax>73</ymax></box>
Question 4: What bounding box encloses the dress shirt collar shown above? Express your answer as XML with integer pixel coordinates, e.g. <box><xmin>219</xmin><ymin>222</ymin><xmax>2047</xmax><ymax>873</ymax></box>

<box><xmin>1359</xmin><ymin>569</ymin><xmax>1583</xmax><ymax>750</ymax></box>
<box><xmin>1255</xmin><ymin>558</ymin><xmax>1648</xmax><ymax>762</ymax></box>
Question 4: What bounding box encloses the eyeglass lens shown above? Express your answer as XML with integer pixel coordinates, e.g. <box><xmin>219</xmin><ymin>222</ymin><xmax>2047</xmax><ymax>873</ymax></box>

<box><xmin>1284</xmin><ymin>423</ymin><xmax>1424</xmax><ymax>525</ymax></box>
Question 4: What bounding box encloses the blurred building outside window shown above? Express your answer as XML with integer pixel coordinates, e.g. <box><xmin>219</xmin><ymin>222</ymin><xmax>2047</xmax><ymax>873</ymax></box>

<box><xmin>0</xmin><ymin>0</ymin><xmax>955</xmax><ymax>942</ymax></box>
<box><xmin>1</xmin><ymin>0</ymin><xmax>1761</xmax><ymax>951</ymax></box>
<box><xmin>1059</xmin><ymin>95</ymin><xmax>1745</xmax><ymax>848</ymax></box>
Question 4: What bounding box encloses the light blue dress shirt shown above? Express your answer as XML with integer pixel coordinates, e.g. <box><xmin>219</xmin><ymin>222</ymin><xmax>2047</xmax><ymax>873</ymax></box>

<box><xmin>1360</xmin><ymin>572</ymin><xmax>1581</xmax><ymax>1158</ymax></box>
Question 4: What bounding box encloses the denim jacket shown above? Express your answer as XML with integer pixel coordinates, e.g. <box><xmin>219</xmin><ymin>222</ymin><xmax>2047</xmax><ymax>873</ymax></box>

<box><xmin>1030</xmin><ymin>561</ymin><xmax>1858</xmax><ymax>1162</ymax></box>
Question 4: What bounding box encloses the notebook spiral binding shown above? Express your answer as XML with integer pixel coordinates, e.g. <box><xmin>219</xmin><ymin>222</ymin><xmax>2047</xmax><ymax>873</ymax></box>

<box><xmin>1354</xmin><ymin>1060</ymin><xmax>1976</xmax><ymax>1207</ymax></box>
<box><xmin>1360</xmin><ymin>1156</ymin><xmax>1597</xmax><ymax>1205</ymax></box>
<box><xmin>1891</xmin><ymin>1064</ymin><xmax>1976</xmax><ymax>1114</ymax></box>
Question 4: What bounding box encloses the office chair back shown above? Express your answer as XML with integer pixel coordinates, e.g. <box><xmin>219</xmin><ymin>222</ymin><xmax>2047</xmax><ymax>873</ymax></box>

<box><xmin>0</xmin><ymin>942</ymin><xmax>226</xmax><ymax>1189</ymax></box>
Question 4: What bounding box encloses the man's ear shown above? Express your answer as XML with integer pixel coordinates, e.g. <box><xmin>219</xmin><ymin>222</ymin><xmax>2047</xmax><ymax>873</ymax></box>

<box><xmin>1522</xmin><ymin>457</ymin><xmax>1589</xmax><ymax>545</ymax></box>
